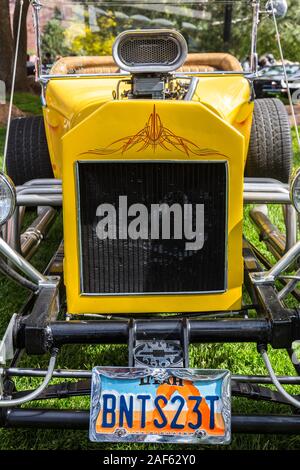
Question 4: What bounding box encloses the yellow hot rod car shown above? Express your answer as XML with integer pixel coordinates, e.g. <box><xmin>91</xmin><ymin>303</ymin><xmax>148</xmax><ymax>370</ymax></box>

<box><xmin>0</xmin><ymin>0</ymin><xmax>300</xmax><ymax>444</ymax></box>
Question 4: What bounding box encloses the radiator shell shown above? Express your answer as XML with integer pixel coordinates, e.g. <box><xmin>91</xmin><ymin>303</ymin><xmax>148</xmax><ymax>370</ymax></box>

<box><xmin>62</xmin><ymin>100</ymin><xmax>245</xmax><ymax>314</ymax></box>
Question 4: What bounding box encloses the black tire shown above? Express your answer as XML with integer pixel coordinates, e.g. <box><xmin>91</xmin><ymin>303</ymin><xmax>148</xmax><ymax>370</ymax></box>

<box><xmin>6</xmin><ymin>116</ymin><xmax>53</xmax><ymax>186</ymax></box>
<box><xmin>245</xmin><ymin>98</ymin><xmax>292</xmax><ymax>183</ymax></box>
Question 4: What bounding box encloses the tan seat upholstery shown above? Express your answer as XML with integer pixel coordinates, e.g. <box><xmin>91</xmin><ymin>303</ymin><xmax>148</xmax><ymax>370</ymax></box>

<box><xmin>50</xmin><ymin>52</ymin><xmax>242</xmax><ymax>75</ymax></box>
<box><xmin>50</xmin><ymin>56</ymin><xmax>118</xmax><ymax>75</ymax></box>
<box><xmin>183</xmin><ymin>53</ymin><xmax>242</xmax><ymax>72</ymax></box>
<box><xmin>179</xmin><ymin>65</ymin><xmax>216</xmax><ymax>73</ymax></box>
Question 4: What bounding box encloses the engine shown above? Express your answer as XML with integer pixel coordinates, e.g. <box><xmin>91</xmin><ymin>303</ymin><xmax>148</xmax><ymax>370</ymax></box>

<box><xmin>112</xmin><ymin>29</ymin><xmax>191</xmax><ymax>100</ymax></box>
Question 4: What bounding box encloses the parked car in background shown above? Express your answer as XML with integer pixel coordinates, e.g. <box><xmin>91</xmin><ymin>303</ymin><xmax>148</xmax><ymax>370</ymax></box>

<box><xmin>254</xmin><ymin>63</ymin><xmax>300</xmax><ymax>98</ymax></box>
<box><xmin>281</xmin><ymin>70</ymin><xmax>300</xmax><ymax>99</ymax></box>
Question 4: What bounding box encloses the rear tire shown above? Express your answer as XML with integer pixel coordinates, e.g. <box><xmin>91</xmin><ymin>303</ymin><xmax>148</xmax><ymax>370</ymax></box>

<box><xmin>6</xmin><ymin>116</ymin><xmax>53</xmax><ymax>186</ymax></box>
<box><xmin>245</xmin><ymin>98</ymin><xmax>292</xmax><ymax>183</ymax></box>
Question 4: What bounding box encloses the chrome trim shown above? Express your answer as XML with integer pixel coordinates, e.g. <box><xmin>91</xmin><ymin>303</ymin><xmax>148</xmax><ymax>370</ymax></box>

<box><xmin>0</xmin><ymin>349</ymin><xmax>58</xmax><ymax>407</ymax></box>
<box><xmin>40</xmin><ymin>71</ymin><xmax>256</xmax><ymax>82</ymax></box>
<box><xmin>284</xmin><ymin>205</ymin><xmax>297</xmax><ymax>252</ymax></box>
<box><xmin>3</xmin><ymin>368</ymin><xmax>300</xmax><ymax>385</ymax></box>
<box><xmin>40</xmin><ymin>73</ymin><xmax>130</xmax><ymax>81</ymax></box>
<box><xmin>278</xmin><ymin>266</ymin><xmax>300</xmax><ymax>300</ymax></box>
<box><xmin>290</xmin><ymin>167</ymin><xmax>300</xmax><ymax>213</ymax></box>
<box><xmin>250</xmin><ymin>0</ymin><xmax>260</xmax><ymax>73</ymax></box>
<box><xmin>8</xmin><ymin>178</ymin><xmax>292</xmax><ymax>206</ymax></box>
<box><xmin>0</xmin><ymin>236</ymin><xmax>46</xmax><ymax>284</ymax></box>
<box><xmin>20</xmin><ymin>178</ymin><xmax>62</xmax><ymax>186</ymax></box>
<box><xmin>0</xmin><ymin>314</ymin><xmax>17</xmax><ymax>366</ymax></box>
<box><xmin>21</xmin><ymin>207</ymin><xmax>57</xmax><ymax>260</ymax></box>
<box><xmin>16</xmin><ymin>195</ymin><xmax>62</xmax><ymax>207</ymax></box>
<box><xmin>31</xmin><ymin>0</ymin><xmax>42</xmax><ymax>79</ymax></box>
<box><xmin>244</xmin><ymin>192</ymin><xmax>291</xmax><ymax>204</ymax></box>
<box><xmin>0</xmin><ymin>172</ymin><xmax>16</xmax><ymax>226</ymax></box>
<box><xmin>7</xmin><ymin>208</ymin><xmax>21</xmax><ymax>252</ymax></box>
<box><xmin>184</xmin><ymin>77</ymin><xmax>199</xmax><ymax>101</ymax></box>
<box><xmin>75</xmin><ymin>160</ymin><xmax>229</xmax><ymax>297</ymax></box>
<box><xmin>244</xmin><ymin>178</ymin><xmax>291</xmax><ymax>204</ymax></box>
<box><xmin>251</xmin><ymin>240</ymin><xmax>300</xmax><ymax>285</ymax></box>
<box><xmin>250</xmin><ymin>205</ymin><xmax>285</xmax><ymax>260</ymax></box>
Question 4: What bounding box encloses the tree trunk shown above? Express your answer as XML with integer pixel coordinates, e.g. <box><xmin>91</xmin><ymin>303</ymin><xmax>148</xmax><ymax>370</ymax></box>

<box><xmin>13</xmin><ymin>0</ymin><xmax>30</xmax><ymax>92</ymax></box>
<box><xmin>0</xmin><ymin>0</ymin><xmax>13</xmax><ymax>90</ymax></box>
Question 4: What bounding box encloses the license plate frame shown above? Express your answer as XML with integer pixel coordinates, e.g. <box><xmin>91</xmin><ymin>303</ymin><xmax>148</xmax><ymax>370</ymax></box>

<box><xmin>89</xmin><ymin>367</ymin><xmax>231</xmax><ymax>444</ymax></box>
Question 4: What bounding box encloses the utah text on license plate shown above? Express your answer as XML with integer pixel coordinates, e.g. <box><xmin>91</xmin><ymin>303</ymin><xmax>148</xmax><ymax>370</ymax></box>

<box><xmin>89</xmin><ymin>367</ymin><xmax>231</xmax><ymax>444</ymax></box>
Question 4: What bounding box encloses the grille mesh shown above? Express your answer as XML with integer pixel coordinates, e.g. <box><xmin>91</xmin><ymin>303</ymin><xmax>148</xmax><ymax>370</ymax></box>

<box><xmin>78</xmin><ymin>162</ymin><xmax>227</xmax><ymax>295</ymax></box>
<box><xmin>119</xmin><ymin>37</ymin><xmax>179</xmax><ymax>66</ymax></box>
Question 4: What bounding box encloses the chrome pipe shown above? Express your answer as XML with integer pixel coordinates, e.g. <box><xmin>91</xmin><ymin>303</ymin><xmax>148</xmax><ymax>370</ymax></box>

<box><xmin>264</xmin><ymin>243</ymin><xmax>282</xmax><ymax>262</ymax></box>
<box><xmin>19</xmin><ymin>179</ymin><xmax>61</xmax><ymax>187</ymax></box>
<box><xmin>1</xmin><ymin>224</ymin><xmax>8</xmax><ymax>244</ymax></box>
<box><xmin>16</xmin><ymin>195</ymin><xmax>62</xmax><ymax>207</ymax></box>
<box><xmin>244</xmin><ymin>192</ymin><xmax>291</xmax><ymax>204</ymax></box>
<box><xmin>14</xmin><ymin>193</ymin><xmax>293</xmax><ymax>208</ymax></box>
<box><xmin>250</xmin><ymin>0</ymin><xmax>260</xmax><ymax>73</ymax></box>
<box><xmin>244</xmin><ymin>183</ymin><xmax>289</xmax><ymax>193</ymax></box>
<box><xmin>232</xmin><ymin>374</ymin><xmax>300</xmax><ymax>385</ymax></box>
<box><xmin>3</xmin><ymin>368</ymin><xmax>300</xmax><ymax>385</ymax></box>
<box><xmin>245</xmin><ymin>177</ymin><xmax>288</xmax><ymax>185</ymax></box>
<box><xmin>0</xmin><ymin>350</ymin><xmax>58</xmax><ymax>407</ymax></box>
<box><xmin>12</xmin><ymin>179</ymin><xmax>294</xmax><ymax>206</ymax></box>
<box><xmin>284</xmin><ymin>205</ymin><xmax>298</xmax><ymax>252</ymax></box>
<box><xmin>184</xmin><ymin>77</ymin><xmax>199</xmax><ymax>101</ymax></box>
<box><xmin>0</xmin><ymin>236</ymin><xmax>46</xmax><ymax>284</ymax></box>
<box><xmin>17</xmin><ymin>188</ymin><xmax>62</xmax><ymax>195</ymax></box>
<box><xmin>250</xmin><ymin>207</ymin><xmax>285</xmax><ymax>257</ymax></box>
<box><xmin>7</xmin><ymin>208</ymin><xmax>21</xmax><ymax>252</ymax></box>
<box><xmin>0</xmin><ymin>257</ymin><xmax>37</xmax><ymax>292</ymax></box>
<box><xmin>4</xmin><ymin>368</ymin><xmax>92</xmax><ymax>379</ymax></box>
<box><xmin>21</xmin><ymin>207</ymin><xmax>57</xmax><ymax>259</ymax></box>
<box><xmin>253</xmin><ymin>240</ymin><xmax>300</xmax><ymax>284</ymax></box>
<box><xmin>18</xmin><ymin>206</ymin><xmax>26</xmax><ymax>228</ymax></box>
<box><xmin>31</xmin><ymin>0</ymin><xmax>43</xmax><ymax>79</ymax></box>
<box><xmin>40</xmin><ymin>71</ymin><xmax>255</xmax><ymax>82</ymax></box>
<box><xmin>260</xmin><ymin>348</ymin><xmax>300</xmax><ymax>409</ymax></box>
<box><xmin>278</xmin><ymin>267</ymin><xmax>300</xmax><ymax>300</ymax></box>
<box><xmin>267</xmin><ymin>240</ymin><xmax>300</xmax><ymax>280</ymax></box>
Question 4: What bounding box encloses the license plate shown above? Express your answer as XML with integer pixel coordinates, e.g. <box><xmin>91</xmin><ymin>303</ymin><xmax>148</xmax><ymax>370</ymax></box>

<box><xmin>89</xmin><ymin>367</ymin><xmax>231</xmax><ymax>444</ymax></box>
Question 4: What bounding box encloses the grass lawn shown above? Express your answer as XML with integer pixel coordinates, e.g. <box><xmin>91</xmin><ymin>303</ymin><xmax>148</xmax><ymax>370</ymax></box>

<box><xmin>12</xmin><ymin>92</ymin><xmax>42</xmax><ymax>115</ymax></box>
<box><xmin>0</xmin><ymin>96</ymin><xmax>300</xmax><ymax>450</ymax></box>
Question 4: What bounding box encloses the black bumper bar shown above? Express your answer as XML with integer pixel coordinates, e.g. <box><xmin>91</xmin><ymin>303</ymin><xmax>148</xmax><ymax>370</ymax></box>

<box><xmin>49</xmin><ymin>319</ymin><xmax>271</xmax><ymax>345</ymax></box>
<box><xmin>2</xmin><ymin>408</ymin><xmax>300</xmax><ymax>434</ymax></box>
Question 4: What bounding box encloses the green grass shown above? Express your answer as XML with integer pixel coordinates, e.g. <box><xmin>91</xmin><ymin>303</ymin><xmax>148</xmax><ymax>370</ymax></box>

<box><xmin>12</xmin><ymin>92</ymin><xmax>42</xmax><ymax>116</ymax></box>
<box><xmin>0</xmin><ymin>103</ymin><xmax>300</xmax><ymax>450</ymax></box>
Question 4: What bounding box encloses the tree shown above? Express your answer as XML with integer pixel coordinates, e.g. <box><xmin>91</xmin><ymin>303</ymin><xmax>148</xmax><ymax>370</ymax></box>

<box><xmin>41</xmin><ymin>7</ymin><xmax>70</xmax><ymax>59</ymax></box>
<box><xmin>69</xmin><ymin>15</ymin><xmax>117</xmax><ymax>56</ymax></box>
<box><xmin>0</xmin><ymin>0</ymin><xmax>30</xmax><ymax>92</ymax></box>
<box><xmin>0</xmin><ymin>0</ymin><xmax>13</xmax><ymax>89</ymax></box>
<box><xmin>13</xmin><ymin>0</ymin><xmax>30</xmax><ymax>92</ymax></box>
<box><xmin>257</xmin><ymin>0</ymin><xmax>300</xmax><ymax>61</ymax></box>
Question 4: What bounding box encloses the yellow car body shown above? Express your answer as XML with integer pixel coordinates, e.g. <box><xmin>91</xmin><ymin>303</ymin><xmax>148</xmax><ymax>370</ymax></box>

<box><xmin>43</xmin><ymin>74</ymin><xmax>253</xmax><ymax>314</ymax></box>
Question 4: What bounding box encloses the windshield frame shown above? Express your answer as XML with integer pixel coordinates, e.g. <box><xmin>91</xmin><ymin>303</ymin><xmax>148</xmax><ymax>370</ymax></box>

<box><xmin>30</xmin><ymin>0</ymin><xmax>261</xmax><ymax>81</ymax></box>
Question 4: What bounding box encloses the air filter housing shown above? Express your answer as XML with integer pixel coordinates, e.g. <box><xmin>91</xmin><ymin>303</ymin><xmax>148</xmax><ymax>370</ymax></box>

<box><xmin>112</xmin><ymin>29</ymin><xmax>188</xmax><ymax>73</ymax></box>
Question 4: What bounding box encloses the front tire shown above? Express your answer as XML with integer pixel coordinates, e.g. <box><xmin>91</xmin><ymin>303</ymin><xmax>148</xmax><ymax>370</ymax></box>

<box><xmin>6</xmin><ymin>116</ymin><xmax>54</xmax><ymax>186</ymax></box>
<box><xmin>245</xmin><ymin>98</ymin><xmax>292</xmax><ymax>183</ymax></box>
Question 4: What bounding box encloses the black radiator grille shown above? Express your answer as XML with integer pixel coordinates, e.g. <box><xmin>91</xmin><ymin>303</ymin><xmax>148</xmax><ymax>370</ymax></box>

<box><xmin>77</xmin><ymin>161</ymin><xmax>227</xmax><ymax>295</ymax></box>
